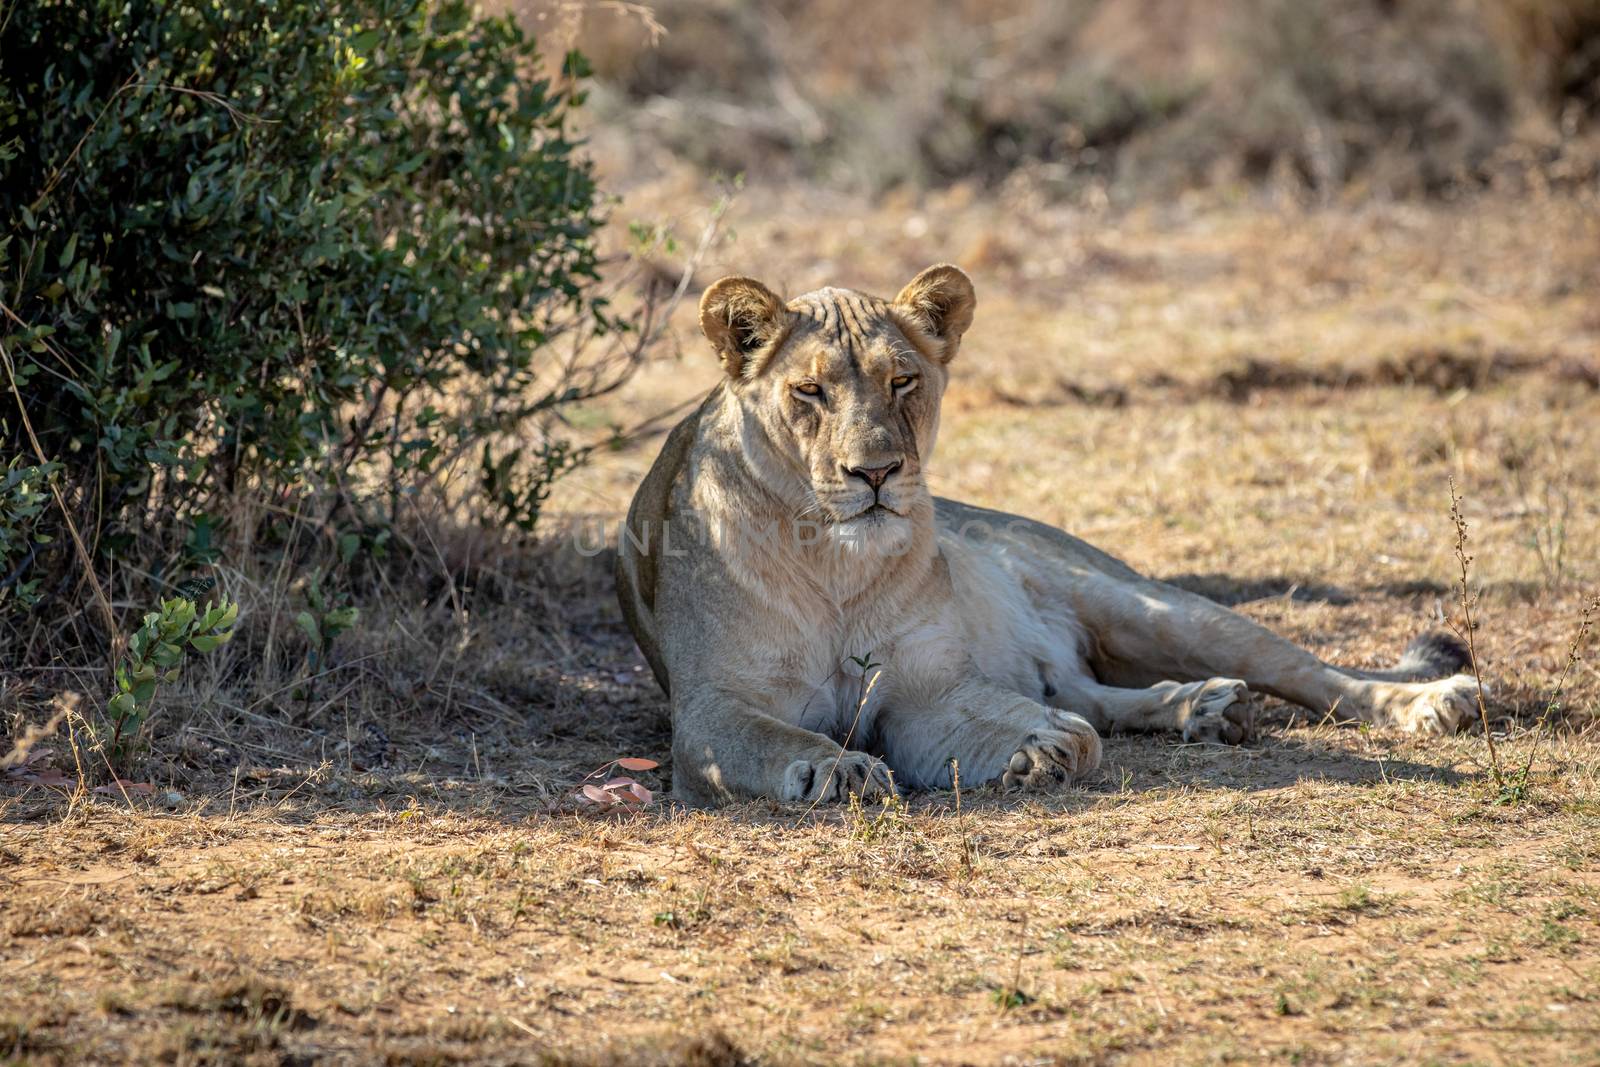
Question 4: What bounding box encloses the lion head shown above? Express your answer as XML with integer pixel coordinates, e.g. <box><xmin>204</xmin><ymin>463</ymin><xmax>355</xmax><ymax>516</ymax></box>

<box><xmin>697</xmin><ymin>264</ymin><xmax>976</xmax><ymax>551</ymax></box>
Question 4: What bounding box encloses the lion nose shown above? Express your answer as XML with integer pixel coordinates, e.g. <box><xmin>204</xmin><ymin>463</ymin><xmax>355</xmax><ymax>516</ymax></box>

<box><xmin>845</xmin><ymin>461</ymin><xmax>902</xmax><ymax>490</ymax></box>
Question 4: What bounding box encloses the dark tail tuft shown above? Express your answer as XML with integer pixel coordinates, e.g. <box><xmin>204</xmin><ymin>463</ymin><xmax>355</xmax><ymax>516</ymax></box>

<box><xmin>1395</xmin><ymin>630</ymin><xmax>1471</xmax><ymax>679</ymax></box>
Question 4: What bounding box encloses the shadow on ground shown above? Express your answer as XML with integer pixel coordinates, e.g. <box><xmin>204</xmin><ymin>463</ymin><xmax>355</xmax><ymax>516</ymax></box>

<box><xmin>2</xmin><ymin>698</ymin><xmax>1477</xmax><ymax>830</ymax></box>
<box><xmin>4</xmin><ymin>566</ymin><xmax>1508</xmax><ymax>829</ymax></box>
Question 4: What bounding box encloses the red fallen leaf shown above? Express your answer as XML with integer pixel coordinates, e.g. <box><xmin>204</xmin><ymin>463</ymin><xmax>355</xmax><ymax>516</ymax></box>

<box><xmin>601</xmin><ymin>776</ymin><xmax>637</xmax><ymax>790</ymax></box>
<box><xmin>615</xmin><ymin>758</ymin><xmax>658</xmax><ymax>772</ymax></box>
<box><xmin>6</xmin><ymin>756</ymin><xmax>76</xmax><ymax>789</ymax></box>
<box><xmin>93</xmin><ymin>780</ymin><xmax>155</xmax><ymax>797</ymax></box>
<box><xmin>580</xmin><ymin>784</ymin><xmax>612</xmax><ymax>804</ymax></box>
<box><xmin>628</xmin><ymin>783</ymin><xmax>653</xmax><ymax>805</ymax></box>
<box><xmin>602</xmin><ymin>785</ymin><xmax>642</xmax><ymax>806</ymax></box>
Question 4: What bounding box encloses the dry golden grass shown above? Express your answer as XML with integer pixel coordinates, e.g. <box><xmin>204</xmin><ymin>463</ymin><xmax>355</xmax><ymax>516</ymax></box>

<box><xmin>4</xmin><ymin>172</ymin><xmax>1600</xmax><ymax>1064</ymax></box>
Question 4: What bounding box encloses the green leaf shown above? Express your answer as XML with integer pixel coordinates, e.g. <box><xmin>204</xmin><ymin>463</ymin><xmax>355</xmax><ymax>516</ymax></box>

<box><xmin>324</xmin><ymin>606</ymin><xmax>359</xmax><ymax>632</ymax></box>
<box><xmin>161</xmin><ymin>598</ymin><xmax>197</xmax><ymax>631</ymax></box>
<box><xmin>108</xmin><ymin>692</ymin><xmax>137</xmax><ymax>722</ymax></box>
<box><xmin>294</xmin><ymin>610</ymin><xmax>321</xmax><ymax>647</ymax></box>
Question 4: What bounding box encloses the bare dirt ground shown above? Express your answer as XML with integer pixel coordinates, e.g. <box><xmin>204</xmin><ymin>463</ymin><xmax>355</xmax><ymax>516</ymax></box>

<box><xmin>5</xmin><ymin>174</ymin><xmax>1600</xmax><ymax>1064</ymax></box>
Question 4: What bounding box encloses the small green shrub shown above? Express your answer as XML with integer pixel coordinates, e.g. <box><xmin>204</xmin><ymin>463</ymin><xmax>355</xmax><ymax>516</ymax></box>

<box><xmin>0</xmin><ymin>0</ymin><xmax>620</xmax><ymax>614</ymax></box>
<box><xmin>108</xmin><ymin>592</ymin><xmax>239</xmax><ymax>766</ymax></box>
<box><xmin>294</xmin><ymin>569</ymin><xmax>359</xmax><ymax>703</ymax></box>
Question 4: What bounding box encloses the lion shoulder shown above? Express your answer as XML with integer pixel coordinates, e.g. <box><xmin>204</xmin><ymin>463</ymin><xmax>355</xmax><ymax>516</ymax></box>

<box><xmin>615</xmin><ymin>391</ymin><xmax>722</xmax><ymax>693</ymax></box>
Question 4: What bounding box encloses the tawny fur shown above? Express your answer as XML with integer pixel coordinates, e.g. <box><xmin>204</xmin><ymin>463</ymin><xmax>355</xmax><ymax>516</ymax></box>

<box><xmin>616</xmin><ymin>264</ymin><xmax>1481</xmax><ymax>806</ymax></box>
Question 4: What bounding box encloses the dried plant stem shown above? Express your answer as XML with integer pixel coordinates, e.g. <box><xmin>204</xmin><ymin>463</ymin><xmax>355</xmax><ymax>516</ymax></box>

<box><xmin>1447</xmin><ymin>477</ymin><xmax>1503</xmax><ymax>790</ymax></box>
<box><xmin>999</xmin><ymin>916</ymin><xmax>1030</xmax><ymax>1010</ymax></box>
<box><xmin>1521</xmin><ymin>593</ymin><xmax>1600</xmax><ymax>776</ymax></box>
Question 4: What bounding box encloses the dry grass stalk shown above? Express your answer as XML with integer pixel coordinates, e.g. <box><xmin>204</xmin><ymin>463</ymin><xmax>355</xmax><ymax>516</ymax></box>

<box><xmin>1521</xmin><ymin>592</ymin><xmax>1600</xmax><ymax>776</ymax></box>
<box><xmin>1446</xmin><ymin>476</ymin><xmax>1505</xmax><ymax>790</ymax></box>
<box><xmin>0</xmin><ymin>692</ymin><xmax>78</xmax><ymax>770</ymax></box>
<box><xmin>801</xmin><ymin>660</ymin><xmax>884</xmax><ymax>818</ymax></box>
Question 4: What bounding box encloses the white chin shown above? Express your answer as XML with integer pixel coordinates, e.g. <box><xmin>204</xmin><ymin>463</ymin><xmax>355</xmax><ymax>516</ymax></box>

<box><xmin>829</xmin><ymin>509</ymin><xmax>914</xmax><ymax>554</ymax></box>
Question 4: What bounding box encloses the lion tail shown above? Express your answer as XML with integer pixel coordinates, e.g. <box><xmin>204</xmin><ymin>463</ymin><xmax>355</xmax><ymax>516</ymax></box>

<box><xmin>1338</xmin><ymin>630</ymin><xmax>1472</xmax><ymax>683</ymax></box>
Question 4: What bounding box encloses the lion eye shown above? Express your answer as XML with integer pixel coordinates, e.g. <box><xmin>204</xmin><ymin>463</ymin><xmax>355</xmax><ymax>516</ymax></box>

<box><xmin>794</xmin><ymin>382</ymin><xmax>823</xmax><ymax>398</ymax></box>
<box><xmin>891</xmin><ymin>375</ymin><xmax>916</xmax><ymax>391</ymax></box>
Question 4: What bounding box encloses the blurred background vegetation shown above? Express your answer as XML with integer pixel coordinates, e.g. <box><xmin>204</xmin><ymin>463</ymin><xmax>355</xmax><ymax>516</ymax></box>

<box><xmin>552</xmin><ymin>0</ymin><xmax>1600</xmax><ymax>201</ymax></box>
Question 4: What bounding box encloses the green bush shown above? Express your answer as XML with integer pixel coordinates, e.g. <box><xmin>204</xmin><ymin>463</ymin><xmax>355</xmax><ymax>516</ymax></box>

<box><xmin>0</xmin><ymin>0</ymin><xmax>615</xmax><ymax>601</ymax></box>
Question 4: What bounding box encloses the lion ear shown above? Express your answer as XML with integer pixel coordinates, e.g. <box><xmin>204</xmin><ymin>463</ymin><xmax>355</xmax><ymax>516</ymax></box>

<box><xmin>893</xmin><ymin>263</ymin><xmax>975</xmax><ymax>363</ymax></box>
<box><xmin>699</xmin><ymin>276</ymin><xmax>792</xmax><ymax>379</ymax></box>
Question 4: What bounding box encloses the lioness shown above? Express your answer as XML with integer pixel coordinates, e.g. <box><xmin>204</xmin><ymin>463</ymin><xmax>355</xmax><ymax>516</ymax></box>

<box><xmin>616</xmin><ymin>264</ymin><xmax>1477</xmax><ymax>806</ymax></box>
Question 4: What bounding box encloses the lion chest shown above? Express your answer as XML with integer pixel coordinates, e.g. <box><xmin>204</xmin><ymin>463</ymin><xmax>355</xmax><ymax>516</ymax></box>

<box><xmin>765</xmin><ymin>607</ymin><xmax>972</xmax><ymax>743</ymax></box>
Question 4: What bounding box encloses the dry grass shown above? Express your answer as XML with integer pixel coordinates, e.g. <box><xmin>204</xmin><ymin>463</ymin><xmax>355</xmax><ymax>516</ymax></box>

<box><xmin>4</xmin><ymin>732</ymin><xmax>1599</xmax><ymax>1063</ymax></box>
<box><xmin>5</xmin><ymin>166</ymin><xmax>1600</xmax><ymax>1062</ymax></box>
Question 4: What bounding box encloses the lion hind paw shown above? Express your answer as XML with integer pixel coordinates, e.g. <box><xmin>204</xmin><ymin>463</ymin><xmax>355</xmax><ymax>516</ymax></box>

<box><xmin>1002</xmin><ymin>715</ymin><xmax>1102</xmax><ymax>790</ymax></box>
<box><xmin>1389</xmin><ymin>675</ymin><xmax>1483</xmax><ymax>735</ymax></box>
<box><xmin>1178</xmin><ymin>678</ymin><xmax>1254</xmax><ymax>744</ymax></box>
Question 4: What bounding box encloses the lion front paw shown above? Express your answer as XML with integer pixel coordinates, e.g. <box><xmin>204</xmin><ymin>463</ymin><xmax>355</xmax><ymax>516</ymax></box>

<box><xmin>1002</xmin><ymin>713</ymin><xmax>1102</xmax><ymax>790</ymax></box>
<box><xmin>781</xmin><ymin>751</ymin><xmax>895</xmax><ymax>803</ymax></box>
<box><xmin>1387</xmin><ymin>675</ymin><xmax>1482</xmax><ymax>735</ymax></box>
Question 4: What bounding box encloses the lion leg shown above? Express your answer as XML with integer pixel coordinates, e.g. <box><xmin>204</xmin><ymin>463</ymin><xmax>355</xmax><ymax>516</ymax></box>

<box><xmin>872</xmin><ymin>677</ymin><xmax>1102</xmax><ymax>791</ymax></box>
<box><xmin>1070</xmin><ymin>575</ymin><xmax>1478</xmax><ymax>735</ymax></box>
<box><xmin>671</xmin><ymin>687</ymin><xmax>894</xmax><ymax>806</ymax></box>
<box><xmin>1042</xmin><ymin>671</ymin><xmax>1254</xmax><ymax>744</ymax></box>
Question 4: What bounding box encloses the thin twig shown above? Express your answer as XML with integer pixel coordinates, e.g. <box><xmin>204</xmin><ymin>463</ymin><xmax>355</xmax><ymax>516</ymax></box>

<box><xmin>800</xmin><ymin>662</ymin><xmax>884</xmax><ymax>819</ymax></box>
<box><xmin>0</xmin><ymin>692</ymin><xmax>78</xmax><ymax>770</ymax></box>
<box><xmin>30</xmin><ymin>78</ymin><xmax>271</xmax><ymax>212</ymax></box>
